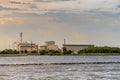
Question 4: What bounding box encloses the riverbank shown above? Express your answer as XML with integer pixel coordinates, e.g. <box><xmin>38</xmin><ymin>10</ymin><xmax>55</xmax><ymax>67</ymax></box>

<box><xmin>0</xmin><ymin>54</ymin><xmax>27</xmax><ymax>57</ymax></box>
<box><xmin>78</xmin><ymin>53</ymin><xmax>120</xmax><ymax>56</ymax></box>
<box><xmin>0</xmin><ymin>53</ymin><xmax>120</xmax><ymax>57</ymax></box>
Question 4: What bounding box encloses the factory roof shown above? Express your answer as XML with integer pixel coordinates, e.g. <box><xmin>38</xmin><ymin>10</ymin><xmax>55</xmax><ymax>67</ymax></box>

<box><xmin>63</xmin><ymin>44</ymin><xmax>94</xmax><ymax>46</ymax></box>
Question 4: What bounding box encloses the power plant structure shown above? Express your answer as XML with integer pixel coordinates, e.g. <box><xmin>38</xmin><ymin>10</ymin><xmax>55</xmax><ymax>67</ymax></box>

<box><xmin>62</xmin><ymin>39</ymin><xmax>94</xmax><ymax>54</ymax></box>
<box><xmin>12</xmin><ymin>32</ymin><xmax>39</xmax><ymax>53</ymax></box>
<box><xmin>12</xmin><ymin>33</ymin><xmax>94</xmax><ymax>54</ymax></box>
<box><xmin>40</xmin><ymin>41</ymin><xmax>59</xmax><ymax>51</ymax></box>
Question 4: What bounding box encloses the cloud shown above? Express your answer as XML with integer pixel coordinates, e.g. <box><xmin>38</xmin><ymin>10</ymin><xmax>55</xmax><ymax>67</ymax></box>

<box><xmin>0</xmin><ymin>0</ymin><xmax>80</xmax><ymax>16</ymax></box>
<box><xmin>0</xmin><ymin>0</ymin><xmax>33</xmax><ymax>3</ymax></box>
<box><xmin>0</xmin><ymin>17</ymin><xmax>26</xmax><ymax>25</ymax></box>
<box><xmin>34</xmin><ymin>0</ymin><xmax>75</xmax><ymax>2</ymax></box>
<box><xmin>0</xmin><ymin>0</ymin><xmax>120</xmax><ymax>49</ymax></box>
<box><xmin>0</xmin><ymin>0</ymin><xmax>120</xmax><ymax>17</ymax></box>
<box><xmin>0</xmin><ymin>18</ymin><xmax>13</xmax><ymax>24</ymax></box>
<box><xmin>9</xmin><ymin>1</ymin><xmax>26</xmax><ymax>4</ymax></box>
<box><xmin>0</xmin><ymin>6</ymin><xmax>19</xmax><ymax>11</ymax></box>
<box><xmin>29</xmin><ymin>4</ymin><xmax>38</xmax><ymax>8</ymax></box>
<box><xmin>117</xmin><ymin>5</ymin><xmax>120</xmax><ymax>8</ymax></box>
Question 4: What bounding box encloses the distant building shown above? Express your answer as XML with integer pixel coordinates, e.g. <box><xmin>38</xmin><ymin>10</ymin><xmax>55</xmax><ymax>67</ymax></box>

<box><xmin>40</xmin><ymin>45</ymin><xmax>46</xmax><ymax>50</ymax></box>
<box><xmin>40</xmin><ymin>41</ymin><xmax>59</xmax><ymax>51</ymax></box>
<box><xmin>63</xmin><ymin>44</ymin><xmax>94</xmax><ymax>54</ymax></box>
<box><xmin>13</xmin><ymin>42</ymin><xmax>38</xmax><ymax>53</ymax></box>
<box><xmin>12</xmin><ymin>32</ymin><xmax>39</xmax><ymax>53</ymax></box>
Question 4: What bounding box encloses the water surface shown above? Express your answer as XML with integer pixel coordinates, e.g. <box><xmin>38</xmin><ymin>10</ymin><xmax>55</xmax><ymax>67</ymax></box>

<box><xmin>0</xmin><ymin>56</ymin><xmax>120</xmax><ymax>80</ymax></box>
<box><xmin>0</xmin><ymin>64</ymin><xmax>120</xmax><ymax>80</ymax></box>
<box><xmin>0</xmin><ymin>56</ymin><xmax>120</xmax><ymax>64</ymax></box>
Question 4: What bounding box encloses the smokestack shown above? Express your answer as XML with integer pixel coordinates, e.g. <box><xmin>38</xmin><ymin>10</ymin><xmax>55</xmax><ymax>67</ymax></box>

<box><xmin>64</xmin><ymin>39</ymin><xmax>66</xmax><ymax>47</ymax></box>
<box><xmin>31</xmin><ymin>40</ymin><xmax>33</xmax><ymax>51</ymax></box>
<box><xmin>20</xmin><ymin>32</ymin><xmax>23</xmax><ymax>43</ymax></box>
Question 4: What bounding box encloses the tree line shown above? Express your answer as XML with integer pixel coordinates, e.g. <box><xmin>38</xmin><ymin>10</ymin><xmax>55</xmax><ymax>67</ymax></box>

<box><xmin>1</xmin><ymin>46</ymin><xmax>120</xmax><ymax>55</ymax></box>
<box><xmin>78</xmin><ymin>46</ymin><xmax>120</xmax><ymax>54</ymax></box>
<box><xmin>0</xmin><ymin>49</ymin><xmax>19</xmax><ymax>54</ymax></box>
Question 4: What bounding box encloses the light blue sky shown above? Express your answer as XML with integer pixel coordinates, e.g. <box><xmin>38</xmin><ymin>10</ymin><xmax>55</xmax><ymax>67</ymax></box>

<box><xmin>0</xmin><ymin>0</ymin><xmax>120</xmax><ymax>49</ymax></box>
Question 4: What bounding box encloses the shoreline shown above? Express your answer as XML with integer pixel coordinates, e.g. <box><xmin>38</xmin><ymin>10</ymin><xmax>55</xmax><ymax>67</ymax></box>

<box><xmin>0</xmin><ymin>53</ymin><xmax>120</xmax><ymax>57</ymax></box>
<box><xmin>0</xmin><ymin>54</ymin><xmax>27</xmax><ymax>57</ymax></box>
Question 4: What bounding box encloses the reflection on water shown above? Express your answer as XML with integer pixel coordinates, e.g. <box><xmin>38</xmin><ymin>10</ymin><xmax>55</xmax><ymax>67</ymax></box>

<box><xmin>0</xmin><ymin>64</ymin><xmax>120</xmax><ymax>80</ymax></box>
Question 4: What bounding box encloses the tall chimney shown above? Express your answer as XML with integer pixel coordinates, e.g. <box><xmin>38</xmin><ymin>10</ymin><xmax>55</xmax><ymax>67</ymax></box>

<box><xmin>20</xmin><ymin>32</ymin><xmax>23</xmax><ymax>43</ymax></box>
<box><xmin>64</xmin><ymin>39</ymin><xmax>66</xmax><ymax>47</ymax></box>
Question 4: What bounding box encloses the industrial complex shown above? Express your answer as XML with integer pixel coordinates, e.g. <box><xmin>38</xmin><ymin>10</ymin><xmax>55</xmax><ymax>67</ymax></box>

<box><xmin>12</xmin><ymin>33</ymin><xmax>94</xmax><ymax>54</ymax></box>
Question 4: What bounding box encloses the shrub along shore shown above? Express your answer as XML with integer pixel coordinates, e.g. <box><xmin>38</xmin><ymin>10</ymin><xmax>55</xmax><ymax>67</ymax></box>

<box><xmin>78</xmin><ymin>46</ymin><xmax>120</xmax><ymax>56</ymax></box>
<box><xmin>0</xmin><ymin>46</ymin><xmax>120</xmax><ymax>56</ymax></box>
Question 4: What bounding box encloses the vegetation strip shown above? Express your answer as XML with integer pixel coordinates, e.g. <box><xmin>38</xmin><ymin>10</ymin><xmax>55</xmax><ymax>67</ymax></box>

<box><xmin>1</xmin><ymin>46</ymin><xmax>120</xmax><ymax>56</ymax></box>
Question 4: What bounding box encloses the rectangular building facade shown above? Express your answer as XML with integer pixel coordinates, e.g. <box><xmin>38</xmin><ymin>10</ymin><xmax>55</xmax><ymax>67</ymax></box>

<box><xmin>64</xmin><ymin>44</ymin><xmax>94</xmax><ymax>54</ymax></box>
<box><xmin>40</xmin><ymin>41</ymin><xmax>59</xmax><ymax>51</ymax></box>
<box><xmin>13</xmin><ymin>42</ymin><xmax>38</xmax><ymax>53</ymax></box>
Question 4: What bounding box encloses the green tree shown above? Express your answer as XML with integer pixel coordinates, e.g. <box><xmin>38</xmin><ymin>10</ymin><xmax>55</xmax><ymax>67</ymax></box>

<box><xmin>24</xmin><ymin>50</ymin><xmax>28</xmax><ymax>53</ymax></box>
<box><xmin>0</xmin><ymin>49</ymin><xmax>19</xmax><ymax>54</ymax></box>
<box><xmin>49</xmin><ymin>50</ymin><xmax>61</xmax><ymax>55</ymax></box>
<box><xmin>40</xmin><ymin>50</ymin><xmax>48</xmax><ymax>55</ymax></box>
<box><xmin>32</xmin><ymin>50</ymin><xmax>37</xmax><ymax>53</ymax></box>
<box><xmin>78</xmin><ymin>46</ymin><xmax>120</xmax><ymax>54</ymax></box>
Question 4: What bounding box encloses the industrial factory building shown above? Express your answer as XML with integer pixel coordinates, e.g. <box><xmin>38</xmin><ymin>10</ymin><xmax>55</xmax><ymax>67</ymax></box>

<box><xmin>40</xmin><ymin>41</ymin><xmax>59</xmax><ymax>51</ymax></box>
<box><xmin>12</xmin><ymin>32</ymin><xmax>39</xmax><ymax>53</ymax></box>
<box><xmin>12</xmin><ymin>33</ymin><xmax>94</xmax><ymax>54</ymax></box>
<box><xmin>63</xmin><ymin>44</ymin><xmax>94</xmax><ymax>54</ymax></box>
<box><xmin>16</xmin><ymin>42</ymin><xmax>38</xmax><ymax>52</ymax></box>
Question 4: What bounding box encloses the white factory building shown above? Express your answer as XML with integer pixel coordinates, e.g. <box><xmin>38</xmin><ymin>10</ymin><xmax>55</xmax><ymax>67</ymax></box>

<box><xmin>12</xmin><ymin>33</ymin><xmax>95</xmax><ymax>54</ymax></box>
<box><xmin>18</xmin><ymin>42</ymin><xmax>38</xmax><ymax>52</ymax></box>
<box><xmin>13</xmin><ymin>42</ymin><xmax>38</xmax><ymax>53</ymax></box>
<box><xmin>12</xmin><ymin>32</ymin><xmax>39</xmax><ymax>53</ymax></box>
<box><xmin>40</xmin><ymin>41</ymin><xmax>59</xmax><ymax>51</ymax></box>
<box><xmin>63</xmin><ymin>44</ymin><xmax>94</xmax><ymax>54</ymax></box>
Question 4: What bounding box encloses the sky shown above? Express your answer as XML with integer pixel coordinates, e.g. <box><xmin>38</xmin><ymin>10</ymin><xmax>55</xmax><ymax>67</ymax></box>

<box><xmin>0</xmin><ymin>0</ymin><xmax>120</xmax><ymax>49</ymax></box>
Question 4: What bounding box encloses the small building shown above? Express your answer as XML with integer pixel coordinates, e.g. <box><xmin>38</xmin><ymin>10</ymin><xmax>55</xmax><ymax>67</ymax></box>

<box><xmin>40</xmin><ymin>41</ymin><xmax>59</xmax><ymax>51</ymax></box>
<box><xmin>63</xmin><ymin>44</ymin><xmax>94</xmax><ymax>54</ymax></box>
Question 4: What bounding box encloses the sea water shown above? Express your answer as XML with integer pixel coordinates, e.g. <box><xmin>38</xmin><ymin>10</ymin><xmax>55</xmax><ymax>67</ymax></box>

<box><xmin>0</xmin><ymin>56</ymin><xmax>120</xmax><ymax>80</ymax></box>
